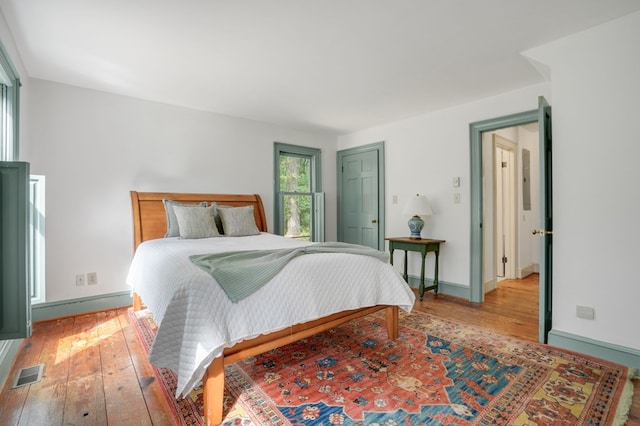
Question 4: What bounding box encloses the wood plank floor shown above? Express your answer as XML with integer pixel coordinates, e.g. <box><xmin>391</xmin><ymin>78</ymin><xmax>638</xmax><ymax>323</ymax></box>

<box><xmin>1</xmin><ymin>274</ymin><xmax>638</xmax><ymax>425</ymax></box>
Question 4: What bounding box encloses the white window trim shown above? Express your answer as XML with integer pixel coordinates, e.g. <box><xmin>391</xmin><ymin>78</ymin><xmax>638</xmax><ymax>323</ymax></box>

<box><xmin>29</xmin><ymin>175</ymin><xmax>45</xmax><ymax>305</ymax></box>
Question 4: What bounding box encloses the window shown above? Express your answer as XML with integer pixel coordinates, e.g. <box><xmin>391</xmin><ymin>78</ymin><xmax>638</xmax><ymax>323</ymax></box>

<box><xmin>0</xmin><ymin>43</ymin><xmax>19</xmax><ymax>161</ymax></box>
<box><xmin>0</xmin><ymin>43</ymin><xmax>43</xmax><ymax>306</ymax></box>
<box><xmin>274</xmin><ymin>143</ymin><xmax>324</xmax><ymax>242</ymax></box>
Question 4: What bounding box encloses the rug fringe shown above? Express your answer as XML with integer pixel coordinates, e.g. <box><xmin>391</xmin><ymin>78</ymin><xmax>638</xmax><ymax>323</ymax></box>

<box><xmin>614</xmin><ymin>368</ymin><xmax>638</xmax><ymax>426</ymax></box>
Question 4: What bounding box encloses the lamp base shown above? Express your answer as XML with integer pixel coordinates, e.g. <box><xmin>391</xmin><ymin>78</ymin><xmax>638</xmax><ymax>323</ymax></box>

<box><xmin>407</xmin><ymin>215</ymin><xmax>424</xmax><ymax>239</ymax></box>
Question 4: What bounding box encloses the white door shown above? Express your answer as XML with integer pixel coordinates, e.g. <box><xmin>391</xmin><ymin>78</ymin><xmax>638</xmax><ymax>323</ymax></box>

<box><xmin>494</xmin><ymin>136</ymin><xmax>518</xmax><ymax>280</ymax></box>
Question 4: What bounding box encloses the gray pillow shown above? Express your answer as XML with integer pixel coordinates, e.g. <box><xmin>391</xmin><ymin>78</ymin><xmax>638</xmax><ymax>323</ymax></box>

<box><xmin>162</xmin><ymin>199</ymin><xmax>209</xmax><ymax>237</ymax></box>
<box><xmin>217</xmin><ymin>205</ymin><xmax>260</xmax><ymax>236</ymax></box>
<box><xmin>172</xmin><ymin>204</ymin><xmax>221</xmax><ymax>239</ymax></box>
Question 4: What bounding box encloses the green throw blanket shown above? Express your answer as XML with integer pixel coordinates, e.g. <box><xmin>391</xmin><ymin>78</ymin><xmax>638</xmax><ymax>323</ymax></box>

<box><xmin>190</xmin><ymin>242</ymin><xmax>389</xmax><ymax>302</ymax></box>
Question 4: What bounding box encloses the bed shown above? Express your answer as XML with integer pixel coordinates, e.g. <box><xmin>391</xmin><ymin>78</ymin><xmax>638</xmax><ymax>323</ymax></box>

<box><xmin>127</xmin><ymin>191</ymin><xmax>416</xmax><ymax>425</ymax></box>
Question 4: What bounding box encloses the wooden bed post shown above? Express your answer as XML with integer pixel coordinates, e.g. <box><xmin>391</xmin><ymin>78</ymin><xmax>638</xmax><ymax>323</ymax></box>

<box><xmin>386</xmin><ymin>306</ymin><xmax>399</xmax><ymax>340</ymax></box>
<box><xmin>203</xmin><ymin>356</ymin><xmax>225</xmax><ymax>426</ymax></box>
<box><xmin>132</xmin><ymin>292</ymin><xmax>142</xmax><ymax>311</ymax></box>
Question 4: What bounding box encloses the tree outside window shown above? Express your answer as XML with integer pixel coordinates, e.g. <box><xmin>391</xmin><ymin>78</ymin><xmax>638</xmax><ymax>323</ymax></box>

<box><xmin>281</xmin><ymin>155</ymin><xmax>311</xmax><ymax>240</ymax></box>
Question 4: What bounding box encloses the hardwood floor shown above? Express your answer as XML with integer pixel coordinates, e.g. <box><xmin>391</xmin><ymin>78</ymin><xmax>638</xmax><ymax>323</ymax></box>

<box><xmin>1</xmin><ymin>275</ymin><xmax>638</xmax><ymax>425</ymax></box>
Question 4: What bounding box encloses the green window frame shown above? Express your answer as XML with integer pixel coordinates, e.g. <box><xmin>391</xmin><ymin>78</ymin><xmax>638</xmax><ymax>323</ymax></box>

<box><xmin>273</xmin><ymin>142</ymin><xmax>324</xmax><ymax>242</ymax></box>
<box><xmin>0</xmin><ymin>41</ymin><xmax>20</xmax><ymax>161</ymax></box>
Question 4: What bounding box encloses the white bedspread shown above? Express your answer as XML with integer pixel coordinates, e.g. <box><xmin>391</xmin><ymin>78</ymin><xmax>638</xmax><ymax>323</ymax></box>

<box><xmin>126</xmin><ymin>233</ymin><xmax>415</xmax><ymax>396</ymax></box>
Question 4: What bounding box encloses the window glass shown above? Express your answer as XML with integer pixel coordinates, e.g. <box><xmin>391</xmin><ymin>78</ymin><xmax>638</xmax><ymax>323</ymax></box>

<box><xmin>0</xmin><ymin>45</ymin><xmax>18</xmax><ymax>161</ymax></box>
<box><xmin>283</xmin><ymin>194</ymin><xmax>311</xmax><ymax>240</ymax></box>
<box><xmin>279</xmin><ymin>155</ymin><xmax>310</xmax><ymax>192</ymax></box>
<box><xmin>274</xmin><ymin>143</ymin><xmax>324</xmax><ymax>242</ymax></box>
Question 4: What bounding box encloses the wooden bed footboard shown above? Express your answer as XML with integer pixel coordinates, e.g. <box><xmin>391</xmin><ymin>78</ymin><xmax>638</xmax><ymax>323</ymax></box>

<box><xmin>134</xmin><ymin>292</ymin><xmax>399</xmax><ymax>425</ymax></box>
<box><xmin>203</xmin><ymin>305</ymin><xmax>398</xmax><ymax>425</ymax></box>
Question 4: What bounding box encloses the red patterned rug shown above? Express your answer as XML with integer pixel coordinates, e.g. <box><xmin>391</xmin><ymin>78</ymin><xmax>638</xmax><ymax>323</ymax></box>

<box><xmin>129</xmin><ymin>308</ymin><xmax>635</xmax><ymax>425</ymax></box>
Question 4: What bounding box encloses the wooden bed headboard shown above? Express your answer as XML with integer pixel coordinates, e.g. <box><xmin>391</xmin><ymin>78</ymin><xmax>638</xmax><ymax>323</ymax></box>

<box><xmin>130</xmin><ymin>191</ymin><xmax>268</xmax><ymax>249</ymax></box>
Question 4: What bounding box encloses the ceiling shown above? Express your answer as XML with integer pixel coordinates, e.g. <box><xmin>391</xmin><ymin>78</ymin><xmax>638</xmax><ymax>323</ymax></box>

<box><xmin>2</xmin><ymin>1</ymin><xmax>640</xmax><ymax>135</ymax></box>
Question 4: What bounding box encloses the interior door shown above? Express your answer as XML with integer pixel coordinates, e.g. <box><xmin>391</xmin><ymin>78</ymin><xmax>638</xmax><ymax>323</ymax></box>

<box><xmin>341</xmin><ymin>150</ymin><xmax>378</xmax><ymax>248</ymax></box>
<box><xmin>337</xmin><ymin>143</ymin><xmax>384</xmax><ymax>250</ymax></box>
<box><xmin>537</xmin><ymin>96</ymin><xmax>553</xmax><ymax>343</ymax></box>
<box><xmin>494</xmin><ymin>135</ymin><xmax>518</xmax><ymax>280</ymax></box>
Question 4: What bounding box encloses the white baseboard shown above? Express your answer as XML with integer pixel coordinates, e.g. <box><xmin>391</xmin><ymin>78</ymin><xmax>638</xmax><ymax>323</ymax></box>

<box><xmin>520</xmin><ymin>263</ymin><xmax>539</xmax><ymax>278</ymax></box>
<box><xmin>484</xmin><ymin>277</ymin><xmax>497</xmax><ymax>293</ymax></box>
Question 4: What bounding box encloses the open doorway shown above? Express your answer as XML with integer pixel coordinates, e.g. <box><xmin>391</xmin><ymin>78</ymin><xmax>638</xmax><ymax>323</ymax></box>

<box><xmin>482</xmin><ymin>125</ymin><xmax>540</xmax><ymax>297</ymax></box>
<box><xmin>470</xmin><ymin>98</ymin><xmax>553</xmax><ymax>343</ymax></box>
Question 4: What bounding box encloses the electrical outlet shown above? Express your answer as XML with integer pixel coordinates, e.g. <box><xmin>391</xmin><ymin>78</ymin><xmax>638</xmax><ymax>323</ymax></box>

<box><xmin>76</xmin><ymin>273</ymin><xmax>86</xmax><ymax>286</ymax></box>
<box><xmin>87</xmin><ymin>272</ymin><xmax>98</xmax><ymax>285</ymax></box>
<box><xmin>576</xmin><ymin>305</ymin><xmax>595</xmax><ymax>320</ymax></box>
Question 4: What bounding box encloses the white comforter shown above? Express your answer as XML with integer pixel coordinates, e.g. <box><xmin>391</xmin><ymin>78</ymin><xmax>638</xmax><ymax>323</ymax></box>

<box><xmin>126</xmin><ymin>233</ymin><xmax>415</xmax><ymax>396</ymax></box>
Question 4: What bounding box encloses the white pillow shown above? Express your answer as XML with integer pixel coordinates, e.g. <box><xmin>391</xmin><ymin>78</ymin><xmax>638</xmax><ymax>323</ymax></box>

<box><xmin>173</xmin><ymin>204</ymin><xmax>221</xmax><ymax>239</ymax></box>
<box><xmin>217</xmin><ymin>205</ymin><xmax>260</xmax><ymax>236</ymax></box>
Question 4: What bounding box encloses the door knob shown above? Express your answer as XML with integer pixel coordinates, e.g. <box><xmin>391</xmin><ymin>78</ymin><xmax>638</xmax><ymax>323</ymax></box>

<box><xmin>532</xmin><ymin>229</ymin><xmax>553</xmax><ymax>235</ymax></box>
<box><xmin>371</xmin><ymin>219</ymin><xmax>377</xmax><ymax>224</ymax></box>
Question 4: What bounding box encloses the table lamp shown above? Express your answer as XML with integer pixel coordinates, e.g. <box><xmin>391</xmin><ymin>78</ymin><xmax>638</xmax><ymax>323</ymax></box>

<box><xmin>402</xmin><ymin>194</ymin><xmax>432</xmax><ymax>238</ymax></box>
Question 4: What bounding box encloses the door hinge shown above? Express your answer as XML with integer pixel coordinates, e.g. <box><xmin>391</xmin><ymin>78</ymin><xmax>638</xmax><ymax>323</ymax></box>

<box><xmin>502</xmin><ymin>256</ymin><xmax>508</xmax><ymax>264</ymax></box>
<box><xmin>501</xmin><ymin>161</ymin><xmax>508</xmax><ymax>168</ymax></box>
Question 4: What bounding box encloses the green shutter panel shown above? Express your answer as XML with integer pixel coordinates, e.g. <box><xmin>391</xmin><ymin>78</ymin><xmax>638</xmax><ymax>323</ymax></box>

<box><xmin>0</xmin><ymin>161</ymin><xmax>31</xmax><ymax>339</ymax></box>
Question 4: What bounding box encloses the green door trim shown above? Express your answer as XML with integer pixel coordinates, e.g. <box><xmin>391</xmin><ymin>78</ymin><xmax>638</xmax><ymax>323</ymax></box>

<box><xmin>337</xmin><ymin>141</ymin><xmax>385</xmax><ymax>250</ymax></box>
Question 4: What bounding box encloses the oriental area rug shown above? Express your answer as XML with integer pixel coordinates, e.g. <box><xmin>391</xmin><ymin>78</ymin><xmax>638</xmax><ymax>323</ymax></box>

<box><xmin>129</xmin><ymin>308</ymin><xmax>635</xmax><ymax>425</ymax></box>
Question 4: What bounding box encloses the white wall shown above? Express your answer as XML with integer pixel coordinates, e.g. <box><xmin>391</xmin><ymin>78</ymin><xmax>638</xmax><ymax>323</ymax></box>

<box><xmin>338</xmin><ymin>83</ymin><xmax>550</xmax><ymax>291</ymax></box>
<box><xmin>524</xmin><ymin>11</ymin><xmax>640</xmax><ymax>350</ymax></box>
<box><xmin>22</xmin><ymin>79</ymin><xmax>337</xmax><ymax>303</ymax></box>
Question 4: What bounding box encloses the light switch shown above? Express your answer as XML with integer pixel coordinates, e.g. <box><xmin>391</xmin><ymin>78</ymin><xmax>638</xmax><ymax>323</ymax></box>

<box><xmin>452</xmin><ymin>177</ymin><xmax>460</xmax><ymax>188</ymax></box>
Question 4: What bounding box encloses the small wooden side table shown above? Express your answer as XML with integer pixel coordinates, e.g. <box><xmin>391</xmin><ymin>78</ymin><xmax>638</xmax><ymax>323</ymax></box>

<box><xmin>385</xmin><ymin>237</ymin><xmax>445</xmax><ymax>301</ymax></box>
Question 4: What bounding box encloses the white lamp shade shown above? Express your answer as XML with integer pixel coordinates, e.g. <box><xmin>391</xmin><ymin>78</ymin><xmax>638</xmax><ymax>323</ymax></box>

<box><xmin>402</xmin><ymin>194</ymin><xmax>433</xmax><ymax>216</ymax></box>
